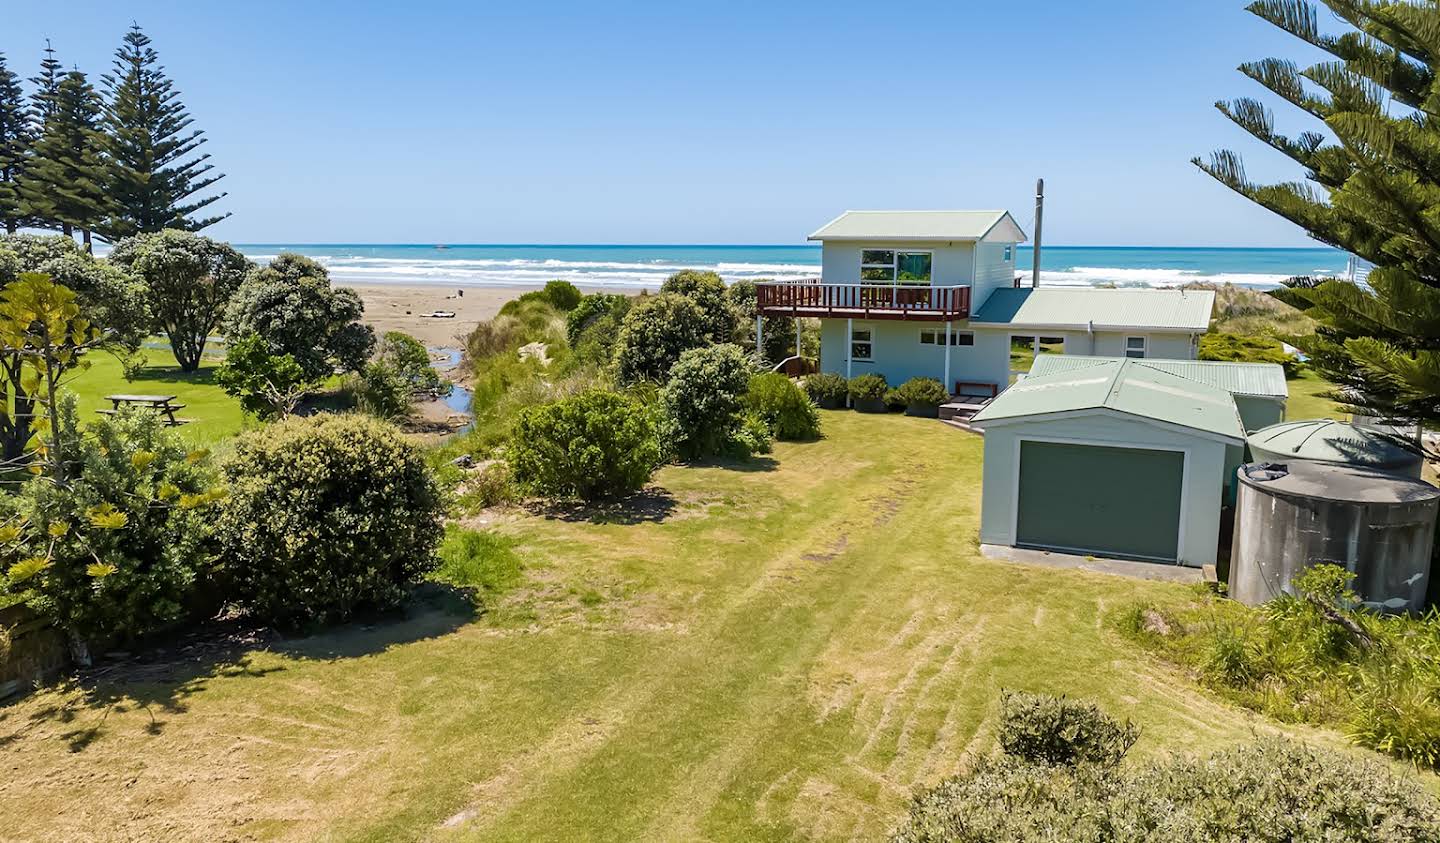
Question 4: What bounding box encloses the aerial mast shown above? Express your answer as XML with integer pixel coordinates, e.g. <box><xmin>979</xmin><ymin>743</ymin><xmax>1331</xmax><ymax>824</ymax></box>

<box><xmin>1032</xmin><ymin>178</ymin><xmax>1044</xmax><ymax>288</ymax></box>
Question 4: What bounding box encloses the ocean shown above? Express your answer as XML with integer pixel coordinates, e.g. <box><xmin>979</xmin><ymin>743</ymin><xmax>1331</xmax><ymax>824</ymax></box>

<box><xmin>230</xmin><ymin>244</ymin><xmax>1351</xmax><ymax>291</ymax></box>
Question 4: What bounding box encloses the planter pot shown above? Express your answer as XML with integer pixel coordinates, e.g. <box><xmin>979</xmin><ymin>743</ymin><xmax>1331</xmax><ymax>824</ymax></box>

<box><xmin>816</xmin><ymin>396</ymin><xmax>843</xmax><ymax>410</ymax></box>
<box><xmin>905</xmin><ymin>402</ymin><xmax>941</xmax><ymax>418</ymax></box>
<box><xmin>853</xmin><ymin>397</ymin><xmax>888</xmax><ymax>413</ymax></box>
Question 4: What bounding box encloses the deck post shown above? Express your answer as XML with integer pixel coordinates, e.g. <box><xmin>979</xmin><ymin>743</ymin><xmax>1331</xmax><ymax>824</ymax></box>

<box><xmin>944</xmin><ymin>321</ymin><xmax>952</xmax><ymax>393</ymax></box>
<box><xmin>755</xmin><ymin>314</ymin><xmax>763</xmax><ymax>357</ymax></box>
<box><xmin>845</xmin><ymin>317</ymin><xmax>853</xmax><ymax>406</ymax></box>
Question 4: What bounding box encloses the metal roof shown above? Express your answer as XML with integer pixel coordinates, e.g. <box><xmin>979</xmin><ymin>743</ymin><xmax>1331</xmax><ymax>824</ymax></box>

<box><xmin>1246</xmin><ymin>419</ymin><xmax>1421</xmax><ymax>471</ymax></box>
<box><xmin>1029</xmin><ymin>355</ymin><xmax>1288</xmax><ymax>400</ymax></box>
<box><xmin>970</xmin><ymin>358</ymin><xmax>1245</xmax><ymax>441</ymax></box>
<box><xmin>807</xmin><ymin>210</ymin><xmax>1026</xmax><ymax>242</ymax></box>
<box><xmin>971</xmin><ymin>287</ymin><xmax>1215</xmax><ymax>332</ymax></box>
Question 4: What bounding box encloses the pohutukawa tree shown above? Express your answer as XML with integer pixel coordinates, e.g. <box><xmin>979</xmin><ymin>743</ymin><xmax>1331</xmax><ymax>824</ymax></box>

<box><xmin>108</xmin><ymin>229</ymin><xmax>251</xmax><ymax>371</ymax></box>
<box><xmin>20</xmin><ymin>70</ymin><xmax>112</xmax><ymax>249</ymax></box>
<box><xmin>101</xmin><ymin>24</ymin><xmax>228</xmax><ymax>238</ymax></box>
<box><xmin>1195</xmin><ymin>0</ymin><xmax>1440</xmax><ymax>443</ymax></box>
<box><xmin>0</xmin><ymin>53</ymin><xmax>31</xmax><ymax>235</ymax></box>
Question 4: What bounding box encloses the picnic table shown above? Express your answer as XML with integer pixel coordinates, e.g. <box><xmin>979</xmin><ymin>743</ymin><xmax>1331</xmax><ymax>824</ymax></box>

<box><xmin>98</xmin><ymin>394</ymin><xmax>191</xmax><ymax>427</ymax></box>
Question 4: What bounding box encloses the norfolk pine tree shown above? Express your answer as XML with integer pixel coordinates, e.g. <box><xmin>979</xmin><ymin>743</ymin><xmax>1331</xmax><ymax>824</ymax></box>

<box><xmin>20</xmin><ymin>70</ymin><xmax>112</xmax><ymax>248</ymax></box>
<box><xmin>1195</xmin><ymin>0</ymin><xmax>1440</xmax><ymax>445</ymax></box>
<box><xmin>102</xmin><ymin>24</ymin><xmax>228</xmax><ymax>238</ymax></box>
<box><xmin>0</xmin><ymin>54</ymin><xmax>30</xmax><ymax>235</ymax></box>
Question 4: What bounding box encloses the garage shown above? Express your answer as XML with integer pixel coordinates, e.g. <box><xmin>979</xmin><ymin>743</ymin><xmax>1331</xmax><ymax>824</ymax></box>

<box><xmin>970</xmin><ymin>358</ymin><xmax>1252</xmax><ymax>568</ymax></box>
<box><xmin>1015</xmin><ymin>441</ymin><xmax>1184</xmax><ymax>562</ymax></box>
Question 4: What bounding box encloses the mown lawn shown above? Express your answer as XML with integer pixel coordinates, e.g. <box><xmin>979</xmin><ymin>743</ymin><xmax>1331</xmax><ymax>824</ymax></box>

<box><xmin>0</xmin><ymin>412</ymin><xmax>1381</xmax><ymax>841</ymax></box>
<box><xmin>1285</xmin><ymin>369</ymin><xmax>1346</xmax><ymax>422</ymax></box>
<box><xmin>65</xmin><ymin>348</ymin><xmax>250</xmax><ymax>446</ymax></box>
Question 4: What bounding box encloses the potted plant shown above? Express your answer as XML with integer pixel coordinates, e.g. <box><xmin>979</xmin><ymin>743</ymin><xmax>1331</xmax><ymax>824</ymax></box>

<box><xmin>803</xmin><ymin>372</ymin><xmax>849</xmax><ymax>410</ymax></box>
<box><xmin>847</xmin><ymin>373</ymin><xmax>889</xmax><ymax>413</ymax></box>
<box><xmin>896</xmin><ymin>377</ymin><xmax>950</xmax><ymax>418</ymax></box>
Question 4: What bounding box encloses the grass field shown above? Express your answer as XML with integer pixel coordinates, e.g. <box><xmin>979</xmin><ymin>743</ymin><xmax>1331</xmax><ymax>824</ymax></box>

<box><xmin>0</xmin><ymin>411</ymin><xmax>1374</xmax><ymax>842</ymax></box>
<box><xmin>65</xmin><ymin>348</ymin><xmax>251</xmax><ymax>446</ymax></box>
<box><xmin>1286</xmin><ymin>370</ymin><xmax>1347</xmax><ymax>422</ymax></box>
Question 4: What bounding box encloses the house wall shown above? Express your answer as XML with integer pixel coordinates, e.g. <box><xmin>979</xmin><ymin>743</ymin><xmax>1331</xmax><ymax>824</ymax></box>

<box><xmin>821</xmin><ymin>240</ymin><xmax>981</xmax><ymax>286</ymax></box>
<box><xmin>819</xmin><ymin>319</ymin><xmax>1011</xmax><ymax>388</ymax></box>
<box><xmin>978</xmin><ymin>412</ymin><xmax>1237</xmax><ymax>567</ymax></box>
<box><xmin>972</xmin><ymin>241</ymin><xmax>1018</xmax><ymax>306</ymax></box>
<box><xmin>1235</xmin><ymin>395</ymin><xmax>1286</xmax><ymax>432</ymax></box>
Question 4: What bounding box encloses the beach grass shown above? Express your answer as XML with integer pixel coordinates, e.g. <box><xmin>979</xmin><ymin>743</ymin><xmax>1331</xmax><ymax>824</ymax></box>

<box><xmin>0</xmin><ymin>410</ymin><xmax>1386</xmax><ymax>841</ymax></box>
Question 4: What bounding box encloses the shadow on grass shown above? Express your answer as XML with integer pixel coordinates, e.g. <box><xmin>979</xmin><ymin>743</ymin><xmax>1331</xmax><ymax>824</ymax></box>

<box><xmin>529</xmin><ymin>486</ymin><xmax>679</xmax><ymax>525</ymax></box>
<box><xmin>693</xmin><ymin>455</ymin><xmax>780</xmax><ymax>473</ymax></box>
<box><xmin>1</xmin><ymin>583</ymin><xmax>477</xmax><ymax>752</ymax></box>
<box><xmin>124</xmin><ymin>366</ymin><xmax>219</xmax><ymax>386</ymax></box>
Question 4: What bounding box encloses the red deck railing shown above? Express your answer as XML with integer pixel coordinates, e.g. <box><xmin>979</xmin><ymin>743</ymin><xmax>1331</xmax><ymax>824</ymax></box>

<box><xmin>756</xmin><ymin>281</ymin><xmax>971</xmax><ymax>320</ymax></box>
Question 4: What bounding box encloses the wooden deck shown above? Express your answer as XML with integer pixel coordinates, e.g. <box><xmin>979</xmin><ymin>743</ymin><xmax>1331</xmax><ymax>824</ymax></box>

<box><xmin>756</xmin><ymin>281</ymin><xmax>971</xmax><ymax>321</ymax></box>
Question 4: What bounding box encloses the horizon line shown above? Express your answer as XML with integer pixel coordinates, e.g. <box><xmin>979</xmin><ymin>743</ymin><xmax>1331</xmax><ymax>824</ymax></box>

<box><xmin>226</xmin><ymin>242</ymin><xmax>1340</xmax><ymax>251</ymax></box>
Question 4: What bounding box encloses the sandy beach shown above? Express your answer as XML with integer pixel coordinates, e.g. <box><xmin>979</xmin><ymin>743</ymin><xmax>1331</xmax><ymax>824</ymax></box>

<box><xmin>352</xmin><ymin>283</ymin><xmax>565</xmax><ymax>349</ymax></box>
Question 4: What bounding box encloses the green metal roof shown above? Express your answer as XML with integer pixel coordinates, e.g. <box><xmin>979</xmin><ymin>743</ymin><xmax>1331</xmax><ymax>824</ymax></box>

<box><xmin>808</xmin><ymin>210</ymin><xmax>1026</xmax><ymax>242</ymax></box>
<box><xmin>971</xmin><ymin>287</ymin><xmax>1214</xmax><ymax>332</ymax></box>
<box><xmin>1029</xmin><ymin>355</ymin><xmax>1288</xmax><ymax>400</ymax></box>
<box><xmin>970</xmin><ymin>358</ymin><xmax>1245</xmax><ymax>441</ymax></box>
<box><xmin>1247</xmin><ymin>419</ymin><xmax>1422</xmax><ymax>472</ymax></box>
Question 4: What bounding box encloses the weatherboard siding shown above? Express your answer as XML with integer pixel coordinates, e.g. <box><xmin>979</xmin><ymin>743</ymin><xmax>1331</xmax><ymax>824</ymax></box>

<box><xmin>820</xmin><ymin>240</ymin><xmax>977</xmax><ymax>286</ymax></box>
<box><xmin>978</xmin><ymin>412</ymin><xmax>1233</xmax><ymax>567</ymax></box>
<box><xmin>819</xmin><ymin>320</ymin><xmax>1011</xmax><ymax>388</ymax></box>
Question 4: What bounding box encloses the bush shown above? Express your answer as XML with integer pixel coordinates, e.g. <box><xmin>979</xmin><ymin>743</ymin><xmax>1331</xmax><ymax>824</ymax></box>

<box><xmin>1199</xmin><ymin>332</ymin><xmax>1303</xmax><ymax>378</ymax></box>
<box><xmin>346</xmin><ymin>361</ymin><xmax>412</xmax><ymax>420</ymax></box>
<box><xmin>0</xmin><ymin>403</ymin><xmax>221</xmax><ymax>653</ymax></box>
<box><xmin>1116</xmin><ymin>564</ymin><xmax>1440</xmax><ymax>769</ymax></box>
<box><xmin>896</xmin><ymin>377</ymin><xmax>949</xmax><ymax>406</ymax></box>
<box><xmin>376</xmin><ymin>331</ymin><xmax>448</xmax><ymax>395</ymax></box>
<box><xmin>891</xmin><ymin>691</ymin><xmax>1440</xmax><ymax>843</ymax></box>
<box><xmin>746</xmin><ymin>372</ymin><xmax>820</xmax><ymax>441</ymax></box>
<box><xmin>893</xmin><ymin>735</ymin><xmax>1440</xmax><ymax>843</ymax></box>
<box><xmin>217</xmin><ymin>415</ymin><xmax>445</xmax><ymax>626</ymax></box>
<box><xmin>566</xmin><ymin>293</ymin><xmax>631</xmax><ymax>366</ymax></box>
<box><xmin>566</xmin><ymin>292</ymin><xmax>630</xmax><ymax>346</ymax></box>
<box><xmin>456</xmin><ymin>460</ymin><xmax>519</xmax><ymax>510</ymax></box>
<box><xmin>613</xmin><ymin>293</ymin><xmax>709</xmax><ymax>384</ymax></box>
<box><xmin>728</xmin><ymin>278</ymin><xmax>795</xmax><ymax>361</ymax></box>
<box><xmin>662</xmin><ymin>344</ymin><xmax>759</xmax><ymax>460</ymax></box>
<box><xmin>998</xmin><ymin>690</ymin><xmax>1139</xmax><ymax>768</ymax></box>
<box><xmin>848</xmin><ymin>373</ymin><xmax>889</xmax><ymax>401</ymax></box>
<box><xmin>542</xmin><ymin>279</ymin><xmax>583</xmax><ymax>311</ymax></box>
<box><xmin>509</xmin><ymin>390</ymin><xmax>661</xmax><ymax>500</ymax></box>
<box><xmin>214</xmin><ymin>333</ymin><xmax>315</xmax><ymax>420</ymax></box>
<box><xmin>803</xmin><ymin>372</ymin><xmax>848</xmax><ymax>407</ymax></box>
<box><xmin>661</xmin><ymin>269</ymin><xmax>736</xmax><ymax>342</ymax></box>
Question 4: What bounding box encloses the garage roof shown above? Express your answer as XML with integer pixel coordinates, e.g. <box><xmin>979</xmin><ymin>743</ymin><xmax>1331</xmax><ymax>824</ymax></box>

<box><xmin>808</xmin><ymin>210</ymin><xmax>1027</xmax><ymax>242</ymax></box>
<box><xmin>971</xmin><ymin>287</ymin><xmax>1214</xmax><ymax>333</ymax></box>
<box><xmin>1028</xmin><ymin>355</ymin><xmax>1288</xmax><ymax>401</ymax></box>
<box><xmin>970</xmin><ymin>358</ymin><xmax>1245</xmax><ymax>441</ymax></box>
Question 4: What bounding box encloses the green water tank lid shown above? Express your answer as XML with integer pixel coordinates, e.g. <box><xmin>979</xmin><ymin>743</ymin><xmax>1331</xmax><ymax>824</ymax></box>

<box><xmin>1246</xmin><ymin>419</ymin><xmax>1420</xmax><ymax>470</ymax></box>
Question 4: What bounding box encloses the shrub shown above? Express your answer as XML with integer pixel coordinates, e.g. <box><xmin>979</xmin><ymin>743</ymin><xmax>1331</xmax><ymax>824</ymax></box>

<box><xmin>893</xmin><ymin>735</ymin><xmax>1440</xmax><ymax>843</ymax></box>
<box><xmin>566</xmin><ymin>292</ymin><xmax>630</xmax><ymax>346</ymax></box>
<box><xmin>804</xmin><ymin>372</ymin><xmax>848</xmax><ymax>407</ymax></box>
<box><xmin>661</xmin><ymin>344</ymin><xmax>760</xmax><ymax>460</ymax></box>
<box><xmin>214</xmin><ymin>332</ymin><xmax>315</xmax><ymax>420</ymax></box>
<box><xmin>217</xmin><ymin>415</ymin><xmax>445</xmax><ymax>626</ymax></box>
<box><xmin>376</xmin><ymin>331</ymin><xmax>448</xmax><ymax>395</ymax></box>
<box><xmin>566</xmin><ymin>293</ymin><xmax>631</xmax><ymax>366</ymax></box>
<box><xmin>456</xmin><ymin>460</ymin><xmax>519</xmax><ymax>511</ymax></box>
<box><xmin>661</xmin><ymin>269</ymin><xmax>736</xmax><ymax>342</ymax></box>
<box><xmin>997</xmin><ymin>690</ymin><xmax>1139</xmax><ymax>768</ymax></box>
<box><xmin>345</xmin><ymin>361</ymin><xmax>412</xmax><ymax>420</ymax></box>
<box><xmin>728</xmin><ymin>278</ymin><xmax>795</xmax><ymax>361</ymax></box>
<box><xmin>614</xmin><ymin>293</ymin><xmax>709</xmax><ymax>384</ymax></box>
<box><xmin>0</xmin><ymin>403</ymin><xmax>221</xmax><ymax>655</ymax></box>
<box><xmin>848</xmin><ymin>373</ymin><xmax>888</xmax><ymax>401</ymax></box>
<box><xmin>746</xmin><ymin>372</ymin><xmax>820</xmax><ymax>441</ymax></box>
<box><xmin>510</xmin><ymin>390</ymin><xmax>660</xmax><ymax>500</ymax></box>
<box><xmin>896</xmin><ymin>377</ymin><xmax>949</xmax><ymax>406</ymax></box>
<box><xmin>1199</xmin><ymin>332</ymin><xmax>1303</xmax><ymax>378</ymax></box>
<box><xmin>223</xmin><ymin>253</ymin><xmax>375</xmax><ymax>380</ymax></box>
<box><xmin>542</xmin><ymin>279</ymin><xmax>583</xmax><ymax>311</ymax></box>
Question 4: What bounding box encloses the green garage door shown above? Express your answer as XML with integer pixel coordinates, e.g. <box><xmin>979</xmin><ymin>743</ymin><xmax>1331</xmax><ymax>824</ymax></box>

<box><xmin>1016</xmin><ymin>441</ymin><xmax>1184</xmax><ymax>562</ymax></box>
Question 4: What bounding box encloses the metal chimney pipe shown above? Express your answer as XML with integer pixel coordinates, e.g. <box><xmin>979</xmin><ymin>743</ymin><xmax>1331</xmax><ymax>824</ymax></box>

<box><xmin>1032</xmin><ymin>178</ymin><xmax>1044</xmax><ymax>288</ymax></box>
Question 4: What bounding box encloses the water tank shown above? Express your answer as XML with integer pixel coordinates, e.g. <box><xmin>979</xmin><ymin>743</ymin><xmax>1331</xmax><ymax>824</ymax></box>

<box><xmin>1230</xmin><ymin>462</ymin><xmax>1439</xmax><ymax>612</ymax></box>
<box><xmin>1246</xmin><ymin>419</ymin><xmax>1423</xmax><ymax>478</ymax></box>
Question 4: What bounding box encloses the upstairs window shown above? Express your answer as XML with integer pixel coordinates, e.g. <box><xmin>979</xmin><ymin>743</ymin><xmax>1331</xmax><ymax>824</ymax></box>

<box><xmin>851</xmin><ymin>327</ymin><xmax>873</xmax><ymax>361</ymax></box>
<box><xmin>861</xmin><ymin>250</ymin><xmax>932</xmax><ymax>284</ymax></box>
<box><xmin>1125</xmin><ymin>336</ymin><xmax>1147</xmax><ymax>359</ymax></box>
<box><xmin>1002</xmin><ymin>245</ymin><xmax>1013</xmax><ymax>261</ymax></box>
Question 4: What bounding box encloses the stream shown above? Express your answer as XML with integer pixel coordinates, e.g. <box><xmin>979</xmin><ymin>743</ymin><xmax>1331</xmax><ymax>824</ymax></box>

<box><xmin>431</xmin><ymin>347</ymin><xmax>474</xmax><ymax>434</ymax></box>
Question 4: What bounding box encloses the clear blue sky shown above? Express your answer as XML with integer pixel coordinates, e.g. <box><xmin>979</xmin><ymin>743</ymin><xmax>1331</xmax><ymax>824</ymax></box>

<box><xmin>4</xmin><ymin>0</ymin><xmax>1329</xmax><ymax>246</ymax></box>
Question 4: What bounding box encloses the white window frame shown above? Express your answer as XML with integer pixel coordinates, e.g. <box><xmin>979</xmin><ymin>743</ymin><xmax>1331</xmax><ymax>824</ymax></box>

<box><xmin>1125</xmin><ymin>336</ymin><xmax>1147</xmax><ymax>359</ymax></box>
<box><xmin>921</xmin><ymin>329</ymin><xmax>975</xmax><ymax>347</ymax></box>
<box><xmin>860</xmin><ymin>249</ymin><xmax>933</xmax><ymax>285</ymax></box>
<box><xmin>1002</xmin><ymin>245</ymin><xmax>1013</xmax><ymax>262</ymax></box>
<box><xmin>851</xmin><ymin>326</ymin><xmax>874</xmax><ymax>361</ymax></box>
